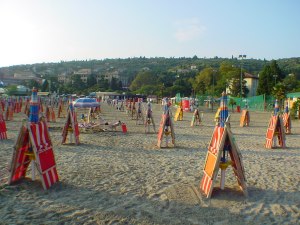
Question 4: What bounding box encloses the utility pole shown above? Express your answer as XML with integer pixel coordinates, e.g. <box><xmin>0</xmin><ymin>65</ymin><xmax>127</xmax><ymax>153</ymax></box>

<box><xmin>239</xmin><ymin>54</ymin><xmax>246</xmax><ymax>105</ymax></box>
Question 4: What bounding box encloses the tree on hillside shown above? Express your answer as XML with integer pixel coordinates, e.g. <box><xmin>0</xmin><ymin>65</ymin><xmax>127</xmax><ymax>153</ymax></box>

<box><xmin>270</xmin><ymin>60</ymin><xmax>284</xmax><ymax>82</ymax></box>
<box><xmin>157</xmin><ymin>72</ymin><xmax>176</xmax><ymax>88</ymax></box>
<box><xmin>191</xmin><ymin>67</ymin><xmax>214</xmax><ymax>95</ymax></box>
<box><xmin>257</xmin><ymin>60</ymin><xmax>283</xmax><ymax>95</ymax></box>
<box><xmin>129</xmin><ymin>71</ymin><xmax>158</xmax><ymax>91</ymax></box>
<box><xmin>109</xmin><ymin>77</ymin><xmax>119</xmax><ymax>90</ymax></box>
<box><xmin>215</xmin><ymin>61</ymin><xmax>248</xmax><ymax>97</ymax></box>
<box><xmin>72</xmin><ymin>75</ymin><xmax>86</xmax><ymax>92</ymax></box>
<box><xmin>136</xmin><ymin>84</ymin><xmax>159</xmax><ymax>95</ymax></box>
<box><xmin>97</xmin><ymin>75</ymin><xmax>109</xmax><ymax>90</ymax></box>
<box><xmin>87</xmin><ymin>74</ymin><xmax>97</xmax><ymax>87</ymax></box>
<box><xmin>227</xmin><ymin>71</ymin><xmax>249</xmax><ymax>97</ymax></box>
<box><xmin>283</xmin><ymin>73</ymin><xmax>299</xmax><ymax>92</ymax></box>
<box><xmin>173</xmin><ymin>77</ymin><xmax>192</xmax><ymax>96</ymax></box>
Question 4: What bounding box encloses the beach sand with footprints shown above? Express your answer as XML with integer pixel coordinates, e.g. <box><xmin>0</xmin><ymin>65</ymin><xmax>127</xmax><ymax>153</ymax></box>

<box><xmin>0</xmin><ymin>102</ymin><xmax>300</xmax><ymax>224</ymax></box>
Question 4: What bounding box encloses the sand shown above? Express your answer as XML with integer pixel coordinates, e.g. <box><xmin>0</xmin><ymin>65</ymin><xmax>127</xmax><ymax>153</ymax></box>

<box><xmin>0</xmin><ymin>103</ymin><xmax>299</xmax><ymax>225</ymax></box>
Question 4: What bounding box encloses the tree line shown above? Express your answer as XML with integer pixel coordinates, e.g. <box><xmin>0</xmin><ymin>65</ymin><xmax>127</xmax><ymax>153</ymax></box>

<box><xmin>1</xmin><ymin>57</ymin><xmax>300</xmax><ymax>99</ymax></box>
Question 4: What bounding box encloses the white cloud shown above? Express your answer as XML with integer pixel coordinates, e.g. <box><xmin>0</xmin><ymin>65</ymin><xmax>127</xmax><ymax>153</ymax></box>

<box><xmin>174</xmin><ymin>18</ymin><xmax>206</xmax><ymax>42</ymax></box>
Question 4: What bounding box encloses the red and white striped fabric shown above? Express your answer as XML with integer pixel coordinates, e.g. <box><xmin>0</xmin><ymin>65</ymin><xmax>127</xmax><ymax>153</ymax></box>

<box><xmin>0</xmin><ymin>108</ymin><xmax>7</xmax><ymax>139</ymax></box>
<box><xmin>57</xmin><ymin>102</ymin><xmax>66</xmax><ymax>118</ymax></box>
<box><xmin>0</xmin><ymin>101</ymin><xmax>4</xmax><ymax>111</ymax></box>
<box><xmin>265</xmin><ymin>116</ymin><xmax>277</xmax><ymax>149</ymax></box>
<box><xmin>71</xmin><ymin>110</ymin><xmax>80</xmax><ymax>144</ymax></box>
<box><xmin>45</xmin><ymin>106</ymin><xmax>50</xmax><ymax>122</ymax></box>
<box><xmin>9</xmin><ymin>126</ymin><xmax>31</xmax><ymax>183</ymax></box>
<box><xmin>200</xmin><ymin>126</ymin><xmax>224</xmax><ymax>197</ymax></box>
<box><xmin>0</xmin><ymin>119</ymin><xmax>7</xmax><ymax>139</ymax></box>
<box><xmin>200</xmin><ymin>173</ymin><xmax>213</xmax><ymax>197</ymax></box>
<box><xmin>50</xmin><ymin>107</ymin><xmax>56</xmax><ymax>122</ymax></box>
<box><xmin>14</xmin><ymin>101</ymin><xmax>21</xmax><ymax>113</ymax></box>
<box><xmin>61</xmin><ymin>109</ymin><xmax>80</xmax><ymax>145</ymax></box>
<box><xmin>57</xmin><ymin>104</ymin><xmax>62</xmax><ymax>118</ymax></box>
<box><xmin>29</xmin><ymin>121</ymin><xmax>59</xmax><ymax>190</ymax></box>
<box><xmin>30</xmin><ymin>121</ymin><xmax>52</xmax><ymax>151</ymax></box>
<box><xmin>209</xmin><ymin>126</ymin><xmax>224</xmax><ymax>154</ymax></box>
<box><xmin>282</xmin><ymin>113</ymin><xmax>288</xmax><ymax>126</ymax></box>
<box><xmin>157</xmin><ymin>114</ymin><xmax>167</xmax><ymax>148</ymax></box>
<box><xmin>277</xmin><ymin>118</ymin><xmax>286</xmax><ymax>148</ymax></box>
<box><xmin>61</xmin><ymin>122</ymin><xmax>69</xmax><ymax>144</ymax></box>
<box><xmin>24</xmin><ymin>101</ymin><xmax>29</xmax><ymax>115</ymax></box>
<box><xmin>5</xmin><ymin>105</ymin><xmax>13</xmax><ymax>121</ymax></box>
<box><xmin>282</xmin><ymin>112</ymin><xmax>291</xmax><ymax>134</ymax></box>
<box><xmin>8</xmin><ymin>105</ymin><xmax>13</xmax><ymax>121</ymax></box>
<box><xmin>39</xmin><ymin>100</ymin><xmax>44</xmax><ymax>112</ymax></box>
<box><xmin>20</xmin><ymin>98</ymin><xmax>23</xmax><ymax>110</ymax></box>
<box><xmin>265</xmin><ymin>115</ymin><xmax>286</xmax><ymax>149</ymax></box>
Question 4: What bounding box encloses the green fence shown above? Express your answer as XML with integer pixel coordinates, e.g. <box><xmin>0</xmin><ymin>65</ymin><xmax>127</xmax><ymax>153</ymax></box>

<box><xmin>175</xmin><ymin>92</ymin><xmax>277</xmax><ymax>112</ymax></box>
<box><xmin>230</xmin><ymin>94</ymin><xmax>275</xmax><ymax>112</ymax></box>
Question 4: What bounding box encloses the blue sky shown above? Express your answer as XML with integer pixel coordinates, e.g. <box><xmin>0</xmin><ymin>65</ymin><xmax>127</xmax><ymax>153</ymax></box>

<box><xmin>0</xmin><ymin>0</ymin><xmax>299</xmax><ymax>67</ymax></box>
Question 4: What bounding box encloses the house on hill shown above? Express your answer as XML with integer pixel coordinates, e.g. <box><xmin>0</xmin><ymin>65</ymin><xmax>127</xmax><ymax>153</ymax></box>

<box><xmin>1</xmin><ymin>71</ymin><xmax>41</xmax><ymax>85</ymax></box>
<box><xmin>73</xmin><ymin>69</ymin><xmax>92</xmax><ymax>83</ymax></box>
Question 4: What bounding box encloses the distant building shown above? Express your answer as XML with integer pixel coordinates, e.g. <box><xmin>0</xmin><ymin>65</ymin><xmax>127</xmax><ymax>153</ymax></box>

<box><xmin>58</xmin><ymin>72</ymin><xmax>69</xmax><ymax>84</ymax></box>
<box><xmin>58</xmin><ymin>68</ymin><xmax>121</xmax><ymax>85</ymax></box>
<box><xmin>225</xmin><ymin>72</ymin><xmax>259</xmax><ymax>97</ymax></box>
<box><xmin>58</xmin><ymin>69</ymin><xmax>92</xmax><ymax>84</ymax></box>
<box><xmin>1</xmin><ymin>71</ymin><xmax>41</xmax><ymax>85</ymax></box>
<box><xmin>13</xmin><ymin>71</ymin><xmax>36</xmax><ymax>80</ymax></box>
<box><xmin>96</xmin><ymin>70</ymin><xmax>119</xmax><ymax>83</ymax></box>
<box><xmin>177</xmin><ymin>69</ymin><xmax>190</xmax><ymax>74</ymax></box>
<box><xmin>73</xmin><ymin>69</ymin><xmax>92</xmax><ymax>83</ymax></box>
<box><xmin>141</xmin><ymin>67</ymin><xmax>150</xmax><ymax>71</ymax></box>
<box><xmin>244</xmin><ymin>72</ymin><xmax>259</xmax><ymax>97</ymax></box>
<box><xmin>191</xmin><ymin>65</ymin><xmax>197</xmax><ymax>70</ymax></box>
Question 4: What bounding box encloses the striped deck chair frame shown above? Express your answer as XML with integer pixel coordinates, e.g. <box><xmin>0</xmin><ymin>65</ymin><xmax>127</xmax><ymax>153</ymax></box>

<box><xmin>191</xmin><ymin>108</ymin><xmax>201</xmax><ymax>127</ymax></box>
<box><xmin>8</xmin><ymin>124</ymin><xmax>31</xmax><ymax>184</ymax></box>
<box><xmin>240</xmin><ymin>110</ymin><xmax>250</xmax><ymax>127</ymax></box>
<box><xmin>29</xmin><ymin>121</ymin><xmax>59</xmax><ymax>189</ymax></box>
<box><xmin>50</xmin><ymin>107</ymin><xmax>56</xmax><ymax>122</ymax></box>
<box><xmin>265</xmin><ymin>115</ymin><xmax>286</xmax><ymax>149</ymax></box>
<box><xmin>200</xmin><ymin>126</ymin><xmax>226</xmax><ymax>198</ymax></box>
<box><xmin>0</xmin><ymin>119</ymin><xmax>7</xmax><ymax>140</ymax></box>
<box><xmin>200</xmin><ymin>123</ymin><xmax>248</xmax><ymax>198</ymax></box>
<box><xmin>157</xmin><ymin>111</ymin><xmax>175</xmax><ymax>148</ymax></box>
<box><xmin>144</xmin><ymin>109</ymin><xmax>156</xmax><ymax>133</ymax></box>
<box><xmin>226</xmin><ymin>126</ymin><xmax>248</xmax><ymax>196</ymax></box>
<box><xmin>8</xmin><ymin>121</ymin><xmax>59</xmax><ymax>190</ymax></box>
<box><xmin>0</xmin><ymin>107</ymin><xmax>7</xmax><ymax>139</ymax></box>
<box><xmin>46</xmin><ymin>106</ymin><xmax>51</xmax><ymax>122</ymax></box>
<box><xmin>61</xmin><ymin>107</ymin><xmax>80</xmax><ymax>145</ymax></box>
<box><xmin>282</xmin><ymin>112</ymin><xmax>291</xmax><ymax>134</ymax></box>
<box><xmin>174</xmin><ymin>107</ymin><xmax>183</xmax><ymax>121</ymax></box>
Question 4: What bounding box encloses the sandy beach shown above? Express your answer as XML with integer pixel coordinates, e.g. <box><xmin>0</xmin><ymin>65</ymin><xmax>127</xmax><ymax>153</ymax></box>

<box><xmin>0</xmin><ymin>102</ymin><xmax>299</xmax><ymax>225</ymax></box>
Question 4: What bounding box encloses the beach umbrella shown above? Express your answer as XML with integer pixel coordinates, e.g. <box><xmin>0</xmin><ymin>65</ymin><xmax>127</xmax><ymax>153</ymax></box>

<box><xmin>73</xmin><ymin>98</ymin><xmax>100</xmax><ymax>108</ymax></box>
